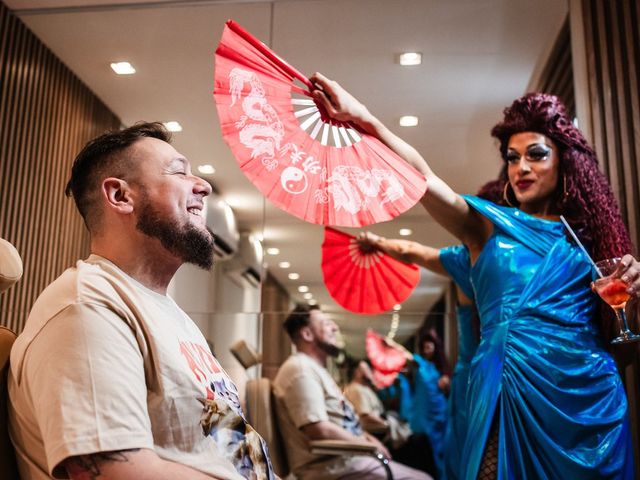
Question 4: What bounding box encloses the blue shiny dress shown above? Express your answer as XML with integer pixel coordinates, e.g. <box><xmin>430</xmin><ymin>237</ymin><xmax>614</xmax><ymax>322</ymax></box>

<box><xmin>440</xmin><ymin>246</ymin><xmax>477</xmax><ymax>480</ymax></box>
<box><xmin>412</xmin><ymin>353</ymin><xmax>448</xmax><ymax>479</ymax></box>
<box><xmin>460</xmin><ymin>196</ymin><xmax>633</xmax><ymax>479</ymax></box>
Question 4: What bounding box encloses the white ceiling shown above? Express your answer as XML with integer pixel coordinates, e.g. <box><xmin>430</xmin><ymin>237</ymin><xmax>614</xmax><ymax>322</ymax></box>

<box><xmin>5</xmin><ymin>0</ymin><xmax>568</xmax><ymax>356</ymax></box>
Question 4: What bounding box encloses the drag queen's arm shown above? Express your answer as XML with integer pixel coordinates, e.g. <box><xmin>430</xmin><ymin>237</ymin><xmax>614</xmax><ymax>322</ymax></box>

<box><xmin>310</xmin><ymin>72</ymin><xmax>492</xmax><ymax>251</ymax></box>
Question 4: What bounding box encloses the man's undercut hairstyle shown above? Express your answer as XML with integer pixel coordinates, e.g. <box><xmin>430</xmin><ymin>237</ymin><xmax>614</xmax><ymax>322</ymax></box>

<box><xmin>283</xmin><ymin>304</ymin><xmax>320</xmax><ymax>341</ymax></box>
<box><xmin>65</xmin><ymin>122</ymin><xmax>171</xmax><ymax>231</ymax></box>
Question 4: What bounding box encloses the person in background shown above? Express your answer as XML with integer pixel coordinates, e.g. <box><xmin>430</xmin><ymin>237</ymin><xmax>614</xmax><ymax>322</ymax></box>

<box><xmin>345</xmin><ymin>359</ymin><xmax>437</xmax><ymax>477</ymax></box>
<box><xmin>8</xmin><ymin>122</ymin><xmax>273</xmax><ymax>480</ymax></box>
<box><xmin>273</xmin><ymin>304</ymin><xmax>431</xmax><ymax>480</ymax></box>
<box><xmin>312</xmin><ymin>72</ymin><xmax>638</xmax><ymax>479</ymax></box>
<box><xmin>411</xmin><ymin>331</ymin><xmax>449</xmax><ymax>479</ymax></box>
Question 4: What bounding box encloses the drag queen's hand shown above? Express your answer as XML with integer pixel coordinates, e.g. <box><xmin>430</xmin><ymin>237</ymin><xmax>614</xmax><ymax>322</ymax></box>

<box><xmin>310</xmin><ymin>72</ymin><xmax>372</xmax><ymax>126</ymax></box>
<box><xmin>618</xmin><ymin>254</ymin><xmax>640</xmax><ymax>296</ymax></box>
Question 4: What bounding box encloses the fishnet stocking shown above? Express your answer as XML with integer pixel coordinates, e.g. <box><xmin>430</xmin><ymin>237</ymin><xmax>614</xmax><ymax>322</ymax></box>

<box><xmin>477</xmin><ymin>417</ymin><xmax>499</xmax><ymax>480</ymax></box>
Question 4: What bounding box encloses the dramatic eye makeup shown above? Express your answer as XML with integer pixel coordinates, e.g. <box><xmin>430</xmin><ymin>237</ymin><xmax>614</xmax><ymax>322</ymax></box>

<box><xmin>526</xmin><ymin>144</ymin><xmax>552</xmax><ymax>160</ymax></box>
<box><xmin>505</xmin><ymin>143</ymin><xmax>552</xmax><ymax>163</ymax></box>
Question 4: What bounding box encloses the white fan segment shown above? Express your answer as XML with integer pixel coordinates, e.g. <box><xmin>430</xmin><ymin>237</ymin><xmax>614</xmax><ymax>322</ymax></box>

<box><xmin>291</xmin><ymin>97</ymin><xmax>362</xmax><ymax>148</ymax></box>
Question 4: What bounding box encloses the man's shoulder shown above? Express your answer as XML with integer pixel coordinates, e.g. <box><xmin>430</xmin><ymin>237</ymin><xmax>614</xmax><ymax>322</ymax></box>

<box><xmin>274</xmin><ymin>354</ymin><xmax>316</xmax><ymax>384</ymax></box>
<box><xmin>28</xmin><ymin>258</ymin><xmax>126</xmax><ymax>319</ymax></box>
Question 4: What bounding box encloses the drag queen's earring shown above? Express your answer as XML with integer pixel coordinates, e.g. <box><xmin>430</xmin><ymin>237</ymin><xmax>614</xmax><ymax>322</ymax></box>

<box><xmin>503</xmin><ymin>182</ymin><xmax>516</xmax><ymax>207</ymax></box>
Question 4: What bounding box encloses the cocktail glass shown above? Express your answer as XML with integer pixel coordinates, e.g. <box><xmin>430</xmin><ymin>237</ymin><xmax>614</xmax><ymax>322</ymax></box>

<box><xmin>593</xmin><ymin>258</ymin><xmax>640</xmax><ymax>344</ymax></box>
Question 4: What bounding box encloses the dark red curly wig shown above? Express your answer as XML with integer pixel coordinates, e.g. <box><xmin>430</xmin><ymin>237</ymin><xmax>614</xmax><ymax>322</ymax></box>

<box><xmin>489</xmin><ymin>93</ymin><xmax>635</xmax><ymax>358</ymax></box>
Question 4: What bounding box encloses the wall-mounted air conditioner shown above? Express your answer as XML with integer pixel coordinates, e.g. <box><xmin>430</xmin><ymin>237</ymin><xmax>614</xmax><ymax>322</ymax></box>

<box><xmin>204</xmin><ymin>193</ymin><xmax>239</xmax><ymax>261</ymax></box>
<box><xmin>225</xmin><ymin>233</ymin><xmax>264</xmax><ymax>288</ymax></box>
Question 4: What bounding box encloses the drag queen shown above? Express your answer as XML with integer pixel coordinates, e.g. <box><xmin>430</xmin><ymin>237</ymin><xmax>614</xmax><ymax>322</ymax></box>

<box><xmin>315</xmin><ymin>73</ymin><xmax>638</xmax><ymax>479</ymax></box>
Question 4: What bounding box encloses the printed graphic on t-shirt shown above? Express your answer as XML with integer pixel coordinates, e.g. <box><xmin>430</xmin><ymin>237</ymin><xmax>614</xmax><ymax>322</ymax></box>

<box><xmin>180</xmin><ymin>340</ymin><xmax>274</xmax><ymax>479</ymax></box>
<box><xmin>342</xmin><ymin>399</ymin><xmax>363</xmax><ymax>436</ymax></box>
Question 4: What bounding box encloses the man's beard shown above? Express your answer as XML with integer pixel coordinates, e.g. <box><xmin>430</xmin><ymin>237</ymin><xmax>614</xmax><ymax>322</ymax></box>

<box><xmin>136</xmin><ymin>198</ymin><xmax>215</xmax><ymax>270</ymax></box>
<box><xmin>316</xmin><ymin>338</ymin><xmax>341</xmax><ymax>358</ymax></box>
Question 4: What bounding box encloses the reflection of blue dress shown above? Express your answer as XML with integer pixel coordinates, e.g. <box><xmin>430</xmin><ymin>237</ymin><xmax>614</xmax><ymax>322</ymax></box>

<box><xmin>412</xmin><ymin>353</ymin><xmax>448</xmax><ymax>479</ymax></box>
<box><xmin>440</xmin><ymin>244</ymin><xmax>477</xmax><ymax>480</ymax></box>
<box><xmin>460</xmin><ymin>196</ymin><xmax>633</xmax><ymax>479</ymax></box>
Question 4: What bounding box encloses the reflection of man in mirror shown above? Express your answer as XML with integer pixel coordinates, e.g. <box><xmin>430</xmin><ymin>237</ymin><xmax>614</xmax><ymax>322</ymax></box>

<box><xmin>273</xmin><ymin>304</ymin><xmax>431</xmax><ymax>479</ymax></box>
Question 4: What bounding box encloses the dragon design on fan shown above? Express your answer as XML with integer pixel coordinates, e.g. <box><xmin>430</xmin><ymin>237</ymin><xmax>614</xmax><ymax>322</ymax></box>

<box><xmin>228</xmin><ymin>67</ymin><xmax>406</xmax><ymax>216</ymax></box>
<box><xmin>322</xmin><ymin>166</ymin><xmax>405</xmax><ymax>215</ymax></box>
<box><xmin>230</xmin><ymin>67</ymin><xmax>285</xmax><ymax>171</ymax></box>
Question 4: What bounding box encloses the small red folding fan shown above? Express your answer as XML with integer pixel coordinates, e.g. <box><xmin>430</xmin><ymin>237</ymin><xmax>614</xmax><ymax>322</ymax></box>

<box><xmin>321</xmin><ymin>227</ymin><xmax>420</xmax><ymax>314</ymax></box>
<box><xmin>214</xmin><ymin>20</ymin><xmax>427</xmax><ymax>227</ymax></box>
<box><xmin>365</xmin><ymin>329</ymin><xmax>407</xmax><ymax>375</ymax></box>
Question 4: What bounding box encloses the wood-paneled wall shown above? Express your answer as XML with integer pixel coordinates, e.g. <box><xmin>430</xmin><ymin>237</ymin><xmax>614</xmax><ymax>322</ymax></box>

<box><xmin>535</xmin><ymin>19</ymin><xmax>576</xmax><ymax>120</ymax></box>
<box><xmin>260</xmin><ymin>272</ymin><xmax>291</xmax><ymax>380</ymax></box>
<box><xmin>569</xmin><ymin>0</ymin><xmax>640</xmax><ymax>475</ymax></box>
<box><xmin>0</xmin><ymin>1</ymin><xmax>120</xmax><ymax>333</ymax></box>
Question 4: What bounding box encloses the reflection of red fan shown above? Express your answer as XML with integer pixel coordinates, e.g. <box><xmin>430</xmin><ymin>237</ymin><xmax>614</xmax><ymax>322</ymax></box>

<box><xmin>365</xmin><ymin>329</ymin><xmax>407</xmax><ymax>374</ymax></box>
<box><xmin>214</xmin><ymin>20</ymin><xmax>427</xmax><ymax>227</ymax></box>
<box><xmin>372</xmin><ymin>368</ymin><xmax>399</xmax><ymax>389</ymax></box>
<box><xmin>321</xmin><ymin>227</ymin><xmax>420</xmax><ymax>314</ymax></box>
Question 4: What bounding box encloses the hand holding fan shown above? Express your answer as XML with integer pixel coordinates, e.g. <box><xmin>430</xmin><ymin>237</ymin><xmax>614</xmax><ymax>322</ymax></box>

<box><xmin>214</xmin><ymin>20</ymin><xmax>427</xmax><ymax>227</ymax></box>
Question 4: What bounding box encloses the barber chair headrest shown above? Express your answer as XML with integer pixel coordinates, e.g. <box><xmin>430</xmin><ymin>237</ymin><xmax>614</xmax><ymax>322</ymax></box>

<box><xmin>0</xmin><ymin>239</ymin><xmax>22</xmax><ymax>294</ymax></box>
<box><xmin>230</xmin><ymin>340</ymin><xmax>261</xmax><ymax>370</ymax></box>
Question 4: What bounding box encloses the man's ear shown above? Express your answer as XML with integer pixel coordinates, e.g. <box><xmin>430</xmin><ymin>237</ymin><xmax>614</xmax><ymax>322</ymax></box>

<box><xmin>299</xmin><ymin>325</ymin><xmax>314</xmax><ymax>343</ymax></box>
<box><xmin>102</xmin><ymin>177</ymin><xmax>134</xmax><ymax>214</ymax></box>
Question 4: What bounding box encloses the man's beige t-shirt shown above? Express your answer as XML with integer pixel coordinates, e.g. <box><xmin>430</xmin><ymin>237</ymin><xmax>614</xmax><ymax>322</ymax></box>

<box><xmin>344</xmin><ymin>382</ymin><xmax>385</xmax><ymax>417</ymax></box>
<box><xmin>272</xmin><ymin>352</ymin><xmax>362</xmax><ymax>475</ymax></box>
<box><xmin>8</xmin><ymin>255</ymin><xmax>272</xmax><ymax>480</ymax></box>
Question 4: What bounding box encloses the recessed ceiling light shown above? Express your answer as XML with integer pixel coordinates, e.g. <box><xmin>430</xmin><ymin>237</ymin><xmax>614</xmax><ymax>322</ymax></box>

<box><xmin>288</xmin><ymin>273</ymin><xmax>300</xmax><ymax>280</ymax></box>
<box><xmin>278</xmin><ymin>261</ymin><xmax>291</xmax><ymax>269</ymax></box>
<box><xmin>399</xmin><ymin>116</ymin><xmax>419</xmax><ymax>127</ymax></box>
<box><xmin>393</xmin><ymin>304</ymin><xmax>402</xmax><ymax>311</ymax></box>
<box><xmin>399</xmin><ymin>228</ymin><xmax>412</xmax><ymax>236</ymax></box>
<box><xmin>308</xmin><ymin>299</ymin><xmax>317</xmax><ymax>305</ymax></box>
<box><xmin>110</xmin><ymin>61</ymin><xmax>136</xmax><ymax>75</ymax></box>
<box><xmin>398</xmin><ymin>52</ymin><xmax>422</xmax><ymax>66</ymax></box>
<box><xmin>198</xmin><ymin>164</ymin><xmax>215</xmax><ymax>175</ymax></box>
<box><xmin>266</xmin><ymin>247</ymin><xmax>280</xmax><ymax>255</ymax></box>
<box><xmin>303</xmin><ymin>292</ymin><xmax>313</xmax><ymax>299</ymax></box>
<box><xmin>298</xmin><ymin>285</ymin><xmax>309</xmax><ymax>293</ymax></box>
<box><xmin>163</xmin><ymin>121</ymin><xmax>182</xmax><ymax>132</ymax></box>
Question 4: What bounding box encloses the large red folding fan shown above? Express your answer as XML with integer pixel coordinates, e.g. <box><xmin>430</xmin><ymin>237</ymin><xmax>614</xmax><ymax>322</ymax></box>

<box><xmin>321</xmin><ymin>227</ymin><xmax>420</xmax><ymax>314</ymax></box>
<box><xmin>214</xmin><ymin>20</ymin><xmax>427</xmax><ymax>227</ymax></box>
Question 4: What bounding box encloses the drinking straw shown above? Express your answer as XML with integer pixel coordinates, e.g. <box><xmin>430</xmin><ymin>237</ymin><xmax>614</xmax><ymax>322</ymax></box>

<box><xmin>560</xmin><ymin>215</ymin><xmax>603</xmax><ymax>278</ymax></box>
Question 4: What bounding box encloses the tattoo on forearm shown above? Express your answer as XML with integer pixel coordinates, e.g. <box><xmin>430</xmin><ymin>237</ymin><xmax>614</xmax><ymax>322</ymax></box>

<box><xmin>65</xmin><ymin>449</ymin><xmax>141</xmax><ymax>479</ymax></box>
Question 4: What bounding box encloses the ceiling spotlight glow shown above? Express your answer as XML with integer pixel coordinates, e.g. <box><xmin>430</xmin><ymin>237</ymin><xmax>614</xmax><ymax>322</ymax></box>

<box><xmin>399</xmin><ymin>116</ymin><xmax>419</xmax><ymax>127</ymax></box>
<box><xmin>399</xmin><ymin>228</ymin><xmax>412</xmax><ymax>236</ymax></box>
<box><xmin>308</xmin><ymin>299</ymin><xmax>317</xmax><ymax>305</ymax></box>
<box><xmin>197</xmin><ymin>164</ymin><xmax>215</xmax><ymax>175</ymax></box>
<box><xmin>266</xmin><ymin>247</ymin><xmax>280</xmax><ymax>255</ymax></box>
<box><xmin>110</xmin><ymin>61</ymin><xmax>136</xmax><ymax>75</ymax></box>
<box><xmin>163</xmin><ymin>121</ymin><xmax>182</xmax><ymax>132</ymax></box>
<box><xmin>303</xmin><ymin>292</ymin><xmax>313</xmax><ymax>299</ymax></box>
<box><xmin>278</xmin><ymin>261</ymin><xmax>291</xmax><ymax>269</ymax></box>
<box><xmin>298</xmin><ymin>285</ymin><xmax>309</xmax><ymax>293</ymax></box>
<box><xmin>288</xmin><ymin>273</ymin><xmax>300</xmax><ymax>280</ymax></box>
<box><xmin>399</xmin><ymin>52</ymin><xmax>422</xmax><ymax>66</ymax></box>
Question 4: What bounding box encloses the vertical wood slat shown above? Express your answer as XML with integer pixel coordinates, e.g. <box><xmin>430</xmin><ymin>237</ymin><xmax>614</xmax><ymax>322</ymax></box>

<box><xmin>0</xmin><ymin>2</ymin><xmax>120</xmax><ymax>333</ymax></box>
